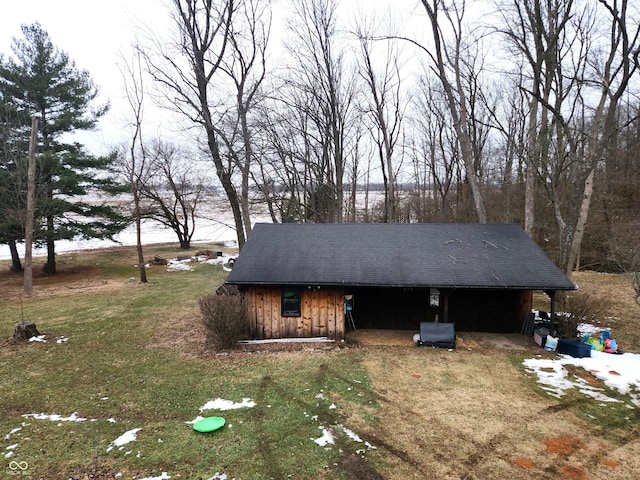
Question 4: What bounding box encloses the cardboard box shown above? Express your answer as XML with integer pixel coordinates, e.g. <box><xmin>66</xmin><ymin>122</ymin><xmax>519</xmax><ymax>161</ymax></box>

<box><xmin>557</xmin><ymin>339</ymin><xmax>591</xmax><ymax>358</ymax></box>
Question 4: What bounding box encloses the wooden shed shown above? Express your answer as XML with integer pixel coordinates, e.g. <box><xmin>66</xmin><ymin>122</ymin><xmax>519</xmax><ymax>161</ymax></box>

<box><xmin>225</xmin><ymin>223</ymin><xmax>576</xmax><ymax>340</ymax></box>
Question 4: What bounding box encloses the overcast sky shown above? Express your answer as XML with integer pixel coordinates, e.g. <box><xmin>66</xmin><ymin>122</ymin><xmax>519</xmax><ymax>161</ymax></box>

<box><xmin>1</xmin><ymin>0</ymin><xmax>426</xmax><ymax>154</ymax></box>
<box><xmin>0</xmin><ymin>0</ymin><xmax>176</xmax><ymax>153</ymax></box>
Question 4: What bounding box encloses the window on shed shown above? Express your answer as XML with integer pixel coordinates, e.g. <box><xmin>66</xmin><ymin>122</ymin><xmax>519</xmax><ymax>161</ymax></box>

<box><xmin>282</xmin><ymin>288</ymin><xmax>301</xmax><ymax>317</ymax></box>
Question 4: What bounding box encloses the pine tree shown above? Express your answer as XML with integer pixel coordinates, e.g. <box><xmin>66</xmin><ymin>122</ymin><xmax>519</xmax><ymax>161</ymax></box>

<box><xmin>0</xmin><ymin>23</ymin><xmax>126</xmax><ymax>274</ymax></box>
<box><xmin>0</xmin><ymin>91</ymin><xmax>31</xmax><ymax>271</ymax></box>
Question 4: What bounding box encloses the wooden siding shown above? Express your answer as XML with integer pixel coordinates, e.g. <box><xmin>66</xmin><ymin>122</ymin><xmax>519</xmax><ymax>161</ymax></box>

<box><xmin>246</xmin><ymin>287</ymin><xmax>344</xmax><ymax>340</ymax></box>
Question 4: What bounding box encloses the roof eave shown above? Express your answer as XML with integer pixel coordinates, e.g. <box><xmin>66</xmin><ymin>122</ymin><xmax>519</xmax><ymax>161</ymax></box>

<box><xmin>226</xmin><ymin>280</ymin><xmax>577</xmax><ymax>290</ymax></box>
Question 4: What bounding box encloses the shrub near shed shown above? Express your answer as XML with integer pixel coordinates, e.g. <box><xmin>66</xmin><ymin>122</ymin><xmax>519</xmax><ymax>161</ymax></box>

<box><xmin>199</xmin><ymin>292</ymin><xmax>248</xmax><ymax>350</ymax></box>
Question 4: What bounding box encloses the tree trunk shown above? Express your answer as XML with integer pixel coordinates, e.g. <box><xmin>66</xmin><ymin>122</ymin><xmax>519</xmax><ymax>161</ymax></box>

<box><xmin>239</xmin><ymin>105</ymin><xmax>253</xmax><ymax>239</ymax></box>
<box><xmin>13</xmin><ymin>321</ymin><xmax>40</xmax><ymax>342</ymax></box>
<box><xmin>44</xmin><ymin>213</ymin><xmax>56</xmax><ymax>274</ymax></box>
<box><xmin>24</xmin><ymin>116</ymin><xmax>38</xmax><ymax>295</ymax></box>
<box><xmin>524</xmin><ymin>99</ymin><xmax>538</xmax><ymax>236</ymax></box>
<box><xmin>420</xmin><ymin>0</ymin><xmax>487</xmax><ymax>223</ymax></box>
<box><xmin>8</xmin><ymin>240</ymin><xmax>23</xmax><ymax>272</ymax></box>
<box><xmin>565</xmin><ymin>168</ymin><xmax>595</xmax><ymax>275</ymax></box>
<box><xmin>134</xmin><ymin>193</ymin><xmax>147</xmax><ymax>283</ymax></box>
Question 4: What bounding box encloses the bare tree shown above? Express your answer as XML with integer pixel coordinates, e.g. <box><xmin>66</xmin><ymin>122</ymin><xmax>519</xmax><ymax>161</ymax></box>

<box><xmin>142</xmin><ymin>140</ymin><xmax>208</xmax><ymax>249</ymax></box>
<box><xmin>252</xmin><ymin>100</ymin><xmax>309</xmax><ymax>222</ymax></box>
<box><xmin>279</xmin><ymin>0</ymin><xmax>356</xmax><ymax>223</ymax></box>
<box><xmin>416</xmin><ymin>0</ymin><xmax>488</xmax><ymax>223</ymax></box>
<box><xmin>215</xmin><ymin>0</ymin><xmax>271</xmax><ymax>238</ymax></box>
<box><xmin>410</xmin><ymin>72</ymin><xmax>459</xmax><ymax>221</ymax></box>
<box><xmin>356</xmin><ymin>25</ymin><xmax>406</xmax><ymax>223</ymax></box>
<box><xmin>118</xmin><ymin>51</ymin><xmax>151</xmax><ymax>282</ymax></box>
<box><xmin>141</xmin><ymin>0</ymin><xmax>252</xmax><ymax>249</ymax></box>
<box><xmin>498</xmin><ymin>0</ymin><xmax>639</xmax><ymax>273</ymax></box>
<box><xmin>496</xmin><ymin>0</ymin><xmax>574</xmax><ymax>236</ymax></box>
<box><xmin>561</xmin><ymin>0</ymin><xmax>639</xmax><ymax>275</ymax></box>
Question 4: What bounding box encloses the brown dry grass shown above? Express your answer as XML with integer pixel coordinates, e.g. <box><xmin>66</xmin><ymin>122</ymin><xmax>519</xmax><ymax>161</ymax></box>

<box><xmin>355</xmin><ymin>346</ymin><xmax>640</xmax><ymax>479</ymax></box>
<box><xmin>347</xmin><ymin>273</ymin><xmax>640</xmax><ymax>480</ymax></box>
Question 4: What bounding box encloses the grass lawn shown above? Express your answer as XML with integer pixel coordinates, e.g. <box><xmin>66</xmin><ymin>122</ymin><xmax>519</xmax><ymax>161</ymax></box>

<box><xmin>1</xmin><ymin>245</ymin><xmax>639</xmax><ymax>479</ymax></box>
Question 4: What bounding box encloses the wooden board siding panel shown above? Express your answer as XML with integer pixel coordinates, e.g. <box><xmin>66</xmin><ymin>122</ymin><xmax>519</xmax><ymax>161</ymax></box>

<box><xmin>247</xmin><ymin>290</ymin><xmax>257</xmax><ymax>336</ymax></box>
<box><xmin>326</xmin><ymin>295</ymin><xmax>337</xmax><ymax>338</ymax></box>
<box><xmin>310</xmin><ymin>289</ymin><xmax>320</xmax><ymax>336</ymax></box>
<box><xmin>270</xmin><ymin>289</ymin><xmax>279</xmax><ymax>338</ymax></box>
<box><xmin>301</xmin><ymin>290</ymin><xmax>311</xmax><ymax>337</ymax></box>
<box><xmin>246</xmin><ymin>287</ymin><xmax>344</xmax><ymax>340</ymax></box>
<box><xmin>255</xmin><ymin>288</ymin><xmax>265</xmax><ymax>338</ymax></box>
<box><xmin>317</xmin><ymin>290</ymin><xmax>327</xmax><ymax>336</ymax></box>
<box><xmin>335</xmin><ymin>288</ymin><xmax>345</xmax><ymax>339</ymax></box>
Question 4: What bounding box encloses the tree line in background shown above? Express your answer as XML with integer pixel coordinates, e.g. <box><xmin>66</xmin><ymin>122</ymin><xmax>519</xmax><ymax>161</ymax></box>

<box><xmin>1</xmin><ymin>0</ymin><xmax>639</xmax><ymax>280</ymax></box>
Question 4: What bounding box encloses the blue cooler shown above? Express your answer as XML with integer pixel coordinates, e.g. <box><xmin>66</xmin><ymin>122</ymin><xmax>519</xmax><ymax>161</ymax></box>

<box><xmin>557</xmin><ymin>339</ymin><xmax>591</xmax><ymax>358</ymax></box>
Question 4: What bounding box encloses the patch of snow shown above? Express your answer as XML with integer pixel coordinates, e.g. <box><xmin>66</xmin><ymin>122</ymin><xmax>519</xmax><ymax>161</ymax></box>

<box><xmin>340</xmin><ymin>426</ymin><xmax>362</xmax><ymax>442</ymax></box>
<box><xmin>106</xmin><ymin>427</ymin><xmax>141</xmax><ymax>453</ymax></box>
<box><xmin>199</xmin><ymin>398</ymin><xmax>256</xmax><ymax>412</ymax></box>
<box><xmin>137</xmin><ymin>473</ymin><xmax>170</xmax><ymax>480</ymax></box>
<box><xmin>5</xmin><ymin>425</ymin><xmax>25</xmax><ymax>440</ymax></box>
<box><xmin>28</xmin><ymin>335</ymin><xmax>47</xmax><ymax>343</ymax></box>
<box><xmin>166</xmin><ymin>262</ymin><xmax>193</xmax><ymax>272</ymax></box>
<box><xmin>4</xmin><ymin>444</ymin><xmax>18</xmax><ymax>458</ymax></box>
<box><xmin>337</xmin><ymin>425</ymin><xmax>376</xmax><ymax>450</ymax></box>
<box><xmin>205</xmin><ymin>257</ymin><xmax>227</xmax><ymax>265</ymax></box>
<box><xmin>22</xmin><ymin>412</ymin><xmax>87</xmax><ymax>422</ymax></box>
<box><xmin>523</xmin><ymin>351</ymin><xmax>640</xmax><ymax>407</ymax></box>
<box><xmin>207</xmin><ymin>473</ymin><xmax>228</xmax><ymax>480</ymax></box>
<box><xmin>314</xmin><ymin>427</ymin><xmax>334</xmax><ymax>447</ymax></box>
<box><xmin>578</xmin><ymin>323</ymin><xmax>609</xmax><ymax>336</ymax></box>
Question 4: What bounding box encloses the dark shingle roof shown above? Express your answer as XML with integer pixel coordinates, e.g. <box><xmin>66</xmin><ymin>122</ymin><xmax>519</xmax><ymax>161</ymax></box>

<box><xmin>226</xmin><ymin>223</ymin><xmax>576</xmax><ymax>290</ymax></box>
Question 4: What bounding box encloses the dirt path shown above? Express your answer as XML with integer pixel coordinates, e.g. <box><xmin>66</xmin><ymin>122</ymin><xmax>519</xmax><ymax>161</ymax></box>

<box><xmin>357</xmin><ymin>346</ymin><xmax>640</xmax><ymax>479</ymax></box>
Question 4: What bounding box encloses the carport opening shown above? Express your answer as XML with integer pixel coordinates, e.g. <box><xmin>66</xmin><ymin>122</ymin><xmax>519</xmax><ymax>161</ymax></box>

<box><xmin>345</xmin><ymin>287</ymin><xmax>533</xmax><ymax>333</ymax></box>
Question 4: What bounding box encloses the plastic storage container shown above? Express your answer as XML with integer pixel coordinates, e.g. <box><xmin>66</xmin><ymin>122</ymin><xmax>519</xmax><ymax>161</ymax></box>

<box><xmin>557</xmin><ymin>339</ymin><xmax>591</xmax><ymax>358</ymax></box>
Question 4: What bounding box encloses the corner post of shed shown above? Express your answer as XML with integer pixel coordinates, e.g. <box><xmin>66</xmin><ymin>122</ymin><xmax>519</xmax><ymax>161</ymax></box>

<box><xmin>546</xmin><ymin>290</ymin><xmax>556</xmax><ymax>320</ymax></box>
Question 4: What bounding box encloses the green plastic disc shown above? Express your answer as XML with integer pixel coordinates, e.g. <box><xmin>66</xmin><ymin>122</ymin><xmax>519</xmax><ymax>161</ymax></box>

<box><xmin>193</xmin><ymin>416</ymin><xmax>225</xmax><ymax>433</ymax></box>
